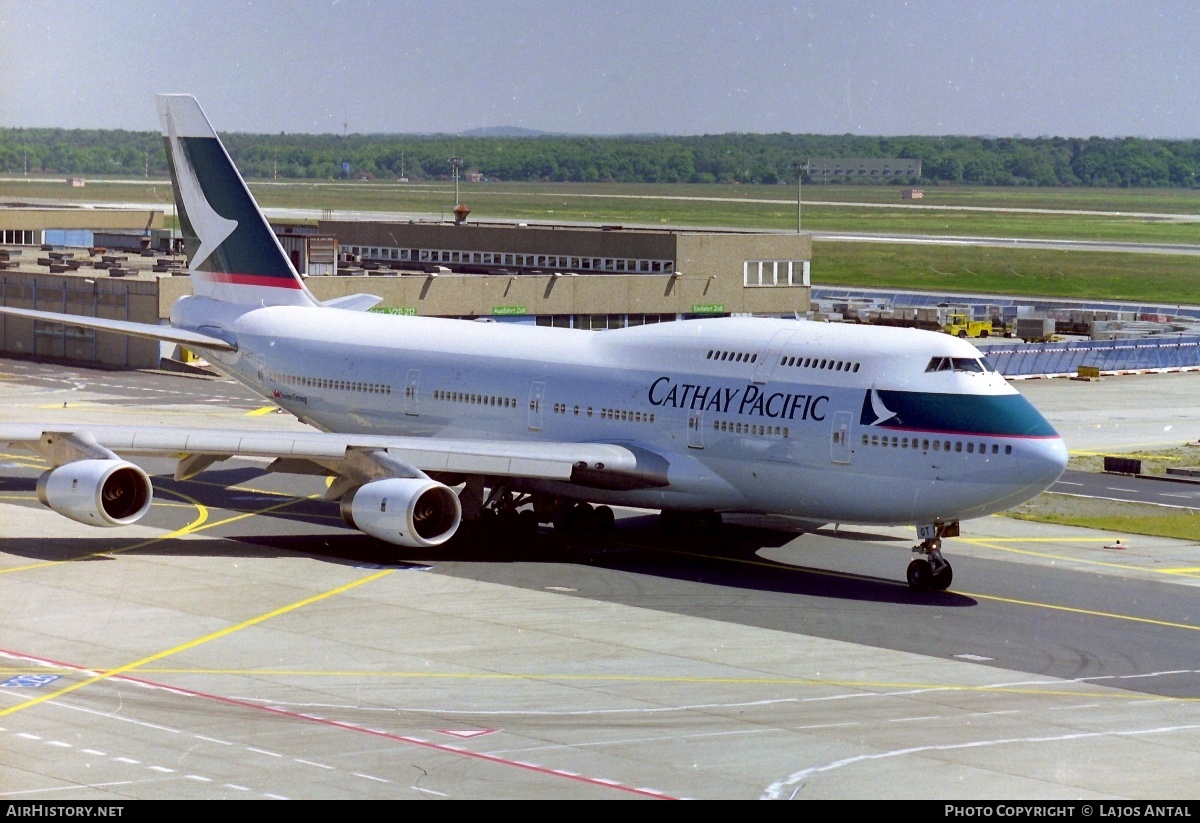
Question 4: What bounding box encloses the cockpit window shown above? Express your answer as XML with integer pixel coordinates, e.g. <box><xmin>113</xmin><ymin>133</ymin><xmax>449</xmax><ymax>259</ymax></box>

<box><xmin>926</xmin><ymin>357</ymin><xmax>992</xmax><ymax>373</ymax></box>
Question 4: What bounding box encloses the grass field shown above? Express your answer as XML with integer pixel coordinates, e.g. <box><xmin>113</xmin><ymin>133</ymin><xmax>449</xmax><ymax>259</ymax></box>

<box><xmin>1007</xmin><ymin>493</ymin><xmax>1200</xmax><ymax>542</ymax></box>
<box><xmin>812</xmin><ymin>242</ymin><xmax>1200</xmax><ymax>304</ymax></box>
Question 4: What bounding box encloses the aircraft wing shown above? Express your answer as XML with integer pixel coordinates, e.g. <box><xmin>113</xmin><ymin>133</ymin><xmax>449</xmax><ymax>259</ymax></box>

<box><xmin>0</xmin><ymin>423</ymin><xmax>666</xmax><ymax>489</ymax></box>
<box><xmin>0</xmin><ymin>306</ymin><xmax>237</xmax><ymax>352</ymax></box>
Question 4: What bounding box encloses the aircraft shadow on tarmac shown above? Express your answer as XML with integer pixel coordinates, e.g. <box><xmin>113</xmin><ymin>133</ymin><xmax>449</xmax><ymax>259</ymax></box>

<box><xmin>1</xmin><ymin>469</ymin><xmax>974</xmax><ymax>607</ymax></box>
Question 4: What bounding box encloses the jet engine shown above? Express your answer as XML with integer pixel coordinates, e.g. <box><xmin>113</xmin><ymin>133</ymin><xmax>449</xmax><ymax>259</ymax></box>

<box><xmin>36</xmin><ymin>459</ymin><xmax>154</xmax><ymax>527</ymax></box>
<box><xmin>340</xmin><ymin>477</ymin><xmax>462</xmax><ymax>549</ymax></box>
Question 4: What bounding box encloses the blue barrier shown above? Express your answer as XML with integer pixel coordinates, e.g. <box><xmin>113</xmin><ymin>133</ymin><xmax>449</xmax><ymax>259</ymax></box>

<box><xmin>984</xmin><ymin>336</ymin><xmax>1200</xmax><ymax>377</ymax></box>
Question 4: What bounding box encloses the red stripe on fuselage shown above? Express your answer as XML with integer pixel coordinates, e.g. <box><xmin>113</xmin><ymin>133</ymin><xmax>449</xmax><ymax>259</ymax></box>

<box><xmin>200</xmin><ymin>271</ymin><xmax>303</xmax><ymax>288</ymax></box>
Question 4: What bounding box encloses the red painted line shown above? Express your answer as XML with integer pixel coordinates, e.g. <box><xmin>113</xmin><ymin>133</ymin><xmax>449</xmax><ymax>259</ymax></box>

<box><xmin>199</xmin><ymin>272</ymin><xmax>303</xmax><ymax>289</ymax></box>
<box><xmin>0</xmin><ymin>647</ymin><xmax>677</xmax><ymax>799</ymax></box>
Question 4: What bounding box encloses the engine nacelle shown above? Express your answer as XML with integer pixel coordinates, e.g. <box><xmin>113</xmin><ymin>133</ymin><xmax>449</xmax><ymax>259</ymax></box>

<box><xmin>36</xmin><ymin>459</ymin><xmax>154</xmax><ymax>527</ymax></box>
<box><xmin>340</xmin><ymin>477</ymin><xmax>462</xmax><ymax>549</ymax></box>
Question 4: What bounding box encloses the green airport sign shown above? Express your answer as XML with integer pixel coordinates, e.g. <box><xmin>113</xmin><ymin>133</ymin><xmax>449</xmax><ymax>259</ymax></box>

<box><xmin>370</xmin><ymin>306</ymin><xmax>418</xmax><ymax>316</ymax></box>
<box><xmin>691</xmin><ymin>303</ymin><xmax>726</xmax><ymax>314</ymax></box>
<box><xmin>492</xmin><ymin>306</ymin><xmax>528</xmax><ymax>315</ymax></box>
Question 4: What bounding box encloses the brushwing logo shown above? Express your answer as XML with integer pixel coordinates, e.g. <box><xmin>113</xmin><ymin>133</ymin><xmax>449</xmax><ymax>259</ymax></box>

<box><xmin>861</xmin><ymin>388</ymin><xmax>898</xmax><ymax>426</ymax></box>
<box><xmin>164</xmin><ymin>108</ymin><xmax>237</xmax><ymax>271</ymax></box>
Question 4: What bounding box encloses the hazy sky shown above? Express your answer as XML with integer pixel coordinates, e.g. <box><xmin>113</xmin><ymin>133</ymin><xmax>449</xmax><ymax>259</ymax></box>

<box><xmin>1</xmin><ymin>1</ymin><xmax>1196</xmax><ymax>138</ymax></box>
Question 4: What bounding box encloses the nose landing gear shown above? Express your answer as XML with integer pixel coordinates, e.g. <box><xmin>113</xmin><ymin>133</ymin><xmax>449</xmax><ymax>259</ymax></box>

<box><xmin>908</xmin><ymin>521</ymin><xmax>956</xmax><ymax>591</ymax></box>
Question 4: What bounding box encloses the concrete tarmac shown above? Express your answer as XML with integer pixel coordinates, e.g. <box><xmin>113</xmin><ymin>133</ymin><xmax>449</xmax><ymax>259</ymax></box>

<box><xmin>2</xmin><ymin>358</ymin><xmax>1200</xmax><ymax>800</ymax></box>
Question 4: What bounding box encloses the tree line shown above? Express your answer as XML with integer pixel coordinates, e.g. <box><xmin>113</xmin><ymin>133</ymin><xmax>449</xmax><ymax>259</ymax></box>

<box><xmin>2</xmin><ymin>127</ymin><xmax>1198</xmax><ymax>188</ymax></box>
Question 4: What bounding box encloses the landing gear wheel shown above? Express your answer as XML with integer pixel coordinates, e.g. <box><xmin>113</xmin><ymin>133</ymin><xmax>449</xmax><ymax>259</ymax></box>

<box><xmin>907</xmin><ymin>558</ymin><xmax>933</xmax><ymax>591</ymax></box>
<box><xmin>556</xmin><ymin>502</ymin><xmax>596</xmax><ymax>533</ymax></box>
<box><xmin>517</xmin><ymin>509</ymin><xmax>540</xmax><ymax>536</ymax></box>
<box><xmin>931</xmin><ymin>563</ymin><xmax>953</xmax><ymax>591</ymax></box>
<box><xmin>658</xmin><ymin>509</ymin><xmax>683</xmax><ymax>534</ymax></box>
<box><xmin>594</xmin><ymin>505</ymin><xmax>615</xmax><ymax>533</ymax></box>
<box><xmin>909</xmin><ymin>521</ymin><xmax>958</xmax><ymax>590</ymax></box>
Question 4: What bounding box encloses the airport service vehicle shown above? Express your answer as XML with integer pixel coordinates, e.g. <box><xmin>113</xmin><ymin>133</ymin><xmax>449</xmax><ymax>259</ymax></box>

<box><xmin>0</xmin><ymin>95</ymin><xmax>1068</xmax><ymax>590</ymax></box>
<box><xmin>942</xmin><ymin>312</ymin><xmax>992</xmax><ymax>339</ymax></box>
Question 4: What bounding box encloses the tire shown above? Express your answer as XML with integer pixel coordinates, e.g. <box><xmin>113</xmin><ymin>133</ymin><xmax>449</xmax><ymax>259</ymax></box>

<box><xmin>594</xmin><ymin>505</ymin><xmax>615</xmax><ymax>533</ymax></box>
<box><xmin>931</xmin><ymin>563</ymin><xmax>953</xmax><ymax>591</ymax></box>
<box><xmin>565</xmin><ymin>502</ymin><xmax>595</xmax><ymax>533</ymax></box>
<box><xmin>658</xmin><ymin>509</ymin><xmax>681</xmax><ymax>534</ymax></box>
<box><xmin>517</xmin><ymin>509</ymin><xmax>540</xmax><ymax>535</ymax></box>
<box><xmin>907</xmin><ymin>558</ymin><xmax>933</xmax><ymax>590</ymax></box>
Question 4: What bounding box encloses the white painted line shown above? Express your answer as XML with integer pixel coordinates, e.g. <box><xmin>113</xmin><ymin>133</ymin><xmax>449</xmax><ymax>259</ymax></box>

<box><xmin>246</xmin><ymin>747</ymin><xmax>282</xmax><ymax>757</ymax></box>
<box><xmin>412</xmin><ymin>787</ymin><xmax>449</xmax><ymax>797</ymax></box>
<box><xmin>223</xmin><ymin>784</ymin><xmax>251</xmax><ymax>792</ymax></box>
<box><xmin>954</xmin><ymin>653</ymin><xmax>994</xmax><ymax>661</ymax></box>
<box><xmin>186</xmin><ymin>775</ymin><xmax>212</xmax><ymax>782</ymax></box>
<box><xmin>1121</xmin><ymin>669</ymin><xmax>1192</xmax><ymax>678</ymax></box>
<box><xmin>147</xmin><ymin>766</ymin><xmax>174</xmax><ymax>773</ymax></box>
<box><xmin>115</xmin><ymin>757</ymin><xmax>140</xmax><ymax>764</ymax></box>
<box><xmin>46</xmin><ymin>741</ymin><xmax>72</xmax><ymax>748</ymax></box>
<box><xmin>295</xmin><ymin>759</ymin><xmax>334</xmax><ymax>770</ymax></box>
<box><xmin>352</xmin><ymin>773</ymin><xmax>390</xmax><ymax>783</ymax></box>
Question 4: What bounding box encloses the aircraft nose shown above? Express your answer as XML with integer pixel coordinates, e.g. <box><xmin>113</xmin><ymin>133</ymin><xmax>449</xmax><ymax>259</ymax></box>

<box><xmin>1023</xmin><ymin>436</ymin><xmax>1069</xmax><ymax>492</ymax></box>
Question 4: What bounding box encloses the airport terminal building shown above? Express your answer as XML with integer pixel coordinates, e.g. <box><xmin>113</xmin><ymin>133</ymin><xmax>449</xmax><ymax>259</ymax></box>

<box><xmin>1</xmin><ymin>205</ymin><xmax>812</xmax><ymax>368</ymax></box>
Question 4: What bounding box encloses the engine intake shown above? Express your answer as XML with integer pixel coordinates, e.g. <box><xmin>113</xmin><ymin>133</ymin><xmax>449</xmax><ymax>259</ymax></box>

<box><xmin>36</xmin><ymin>459</ymin><xmax>154</xmax><ymax>527</ymax></box>
<box><xmin>340</xmin><ymin>477</ymin><xmax>461</xmax><ymax>548</ymax></box>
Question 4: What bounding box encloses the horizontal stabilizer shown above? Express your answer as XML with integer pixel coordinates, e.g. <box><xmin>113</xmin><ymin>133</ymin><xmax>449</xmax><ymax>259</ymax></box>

<box><xmin>320</xmin><ymin>294</ymin><xmax>384</xmax><ymax>312</ymax></box>
<box><xmin>0</xmin><ymin>305</ymin><xmax>237</xmax><ymax>352</ymax></box>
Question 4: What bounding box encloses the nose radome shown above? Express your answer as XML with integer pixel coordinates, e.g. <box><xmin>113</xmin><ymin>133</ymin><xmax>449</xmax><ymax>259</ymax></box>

<box><xmin>1027</xmin><ymin>436</ymin><xmax>1069</xmax><ymax>492</ymax></box>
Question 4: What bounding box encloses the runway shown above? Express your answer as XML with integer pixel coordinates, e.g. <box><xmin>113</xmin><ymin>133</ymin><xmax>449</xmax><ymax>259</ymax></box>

<box><xmin>3</xmin><ymin>357</ymin><xmax>1200</xmax><ymax>800</ymax></box>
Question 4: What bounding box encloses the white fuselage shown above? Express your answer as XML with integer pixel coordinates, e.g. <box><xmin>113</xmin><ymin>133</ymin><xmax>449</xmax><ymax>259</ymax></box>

<box><xmin>174</xmin><ymin>296</ymin><xmax>1068</xmax><ymax>525</ymax></box>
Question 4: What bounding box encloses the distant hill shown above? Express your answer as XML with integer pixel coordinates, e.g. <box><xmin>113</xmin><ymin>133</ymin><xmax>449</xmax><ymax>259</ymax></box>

<box><xmin>461</xmin><ymin>126</ymin><xmax>552</xmax><ymax>137</ymax></box>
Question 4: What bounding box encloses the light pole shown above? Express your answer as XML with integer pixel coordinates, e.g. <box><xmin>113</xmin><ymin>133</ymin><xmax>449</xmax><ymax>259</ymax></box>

<box><xmin>790</xmin><ymin>162</ymin><xmax>807</xmax><ymax>233</ymax></box>
<box><xmin>449</xmin><ymin>157</ymin><xmax>462</xmax><ymax>206</ymax></box>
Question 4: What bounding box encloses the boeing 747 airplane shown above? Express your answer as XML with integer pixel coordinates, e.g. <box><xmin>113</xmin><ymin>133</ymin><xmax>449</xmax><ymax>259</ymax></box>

<box><xmin>0</xmin><ymin>95</ymin><xmax>1068</xmax><ymax>590</ymax></box>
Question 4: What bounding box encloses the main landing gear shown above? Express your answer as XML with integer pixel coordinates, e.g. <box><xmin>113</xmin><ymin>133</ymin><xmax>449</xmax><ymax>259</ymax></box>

<box><xmin>907</xmin><ymin>521</ymin><xmax>957</xmax><ymax>591</ymax></box>
<box><xmin>457</xmin><ymin>481</ymin><xmax>617</xmax><ymax>538</ymax></box>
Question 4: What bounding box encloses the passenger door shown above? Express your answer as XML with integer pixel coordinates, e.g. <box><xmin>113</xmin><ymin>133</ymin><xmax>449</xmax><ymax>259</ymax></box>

<box><xmin>831</xmin><ymin>411</ymin><xmax>852</xmax><ymax>464</ymax></box>
<box><xmin>404</xmin><ymin>369</ymin><xmax>420</xmax><ymax>416</ymax></box>
<box><xmin>687</xmin><ymin>410</ymin><xmax>704</xmax><ymax>449</ymax></box>
<box><xmin>528</xmin><ymin>381</ymin><xmax>546</xmax><ymax>431</ymax></box>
